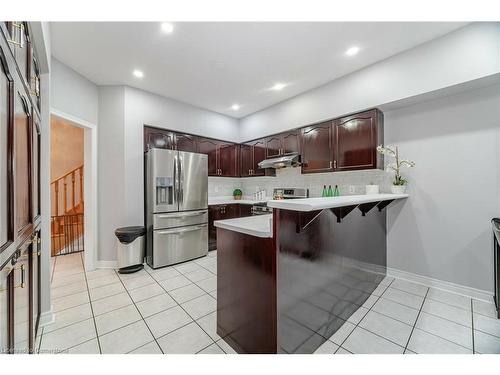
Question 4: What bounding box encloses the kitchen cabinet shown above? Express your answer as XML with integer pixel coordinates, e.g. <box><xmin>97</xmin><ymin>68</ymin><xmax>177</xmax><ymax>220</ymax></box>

<box><xmin>28</xmin><ymin>51</ymin><xmax>41</xmax><ymax>112</ymax></box>
<box><xmin>208</xmin><ymin>203</ymin><xmax>251</xmax><ymax>250</ymax></box>
<box><xmin>300</xmin><ymin>121</ymin><xmax>334</xmax><ymax>174</ymax></box>
<box><xmin>143</xmin><ymin>127</ymin><xmax>175</xmax><ymax>152</ymax></box>
<box><xmin>31</xmin><ymin>112</ymin><xmax>41</xmax><ymax>222</ymax></box>
<box><xmin>197</xmin><ymin>138</ymin><xmax>219</xmax><ymax>176</ymax></box>
<box><xmin>265</xmin><ymin>130</ymin><xmax>300</xmax><ymax>158</ymax></box>
<box><xmin>14</xmin><ymin>88</ymin><xmax>31</xmax><ymax>235</ymax></box>
<box><xmin>334</xmin><ymin>109</ymin><xmax>383</xmax><ymax>171</ymax></box>
<box><xmin>0</xmin><ymin>257</ymin><xmax>13</xmax><ymax>353</ymax></box>
<box><xmin>175</xmin><ymin>133</ymin><xmax>198</xmax><ymax>153</ymax></box>
<box><xmin>13</xmin><ymin>238</ymin><xmax>30</xmax><ymax>353</ymax></box>
<box><xmin>240</xmin><ymin>138</ymin><xmax>269</xmax><ymax>177</ymax></box>
<box><xmin>3</xmin><ymin>22</ymin><xmax>31</xmax><ymax>88</ymax></box>
<box><xmin>218</xmin><ymin>143</ymin><xmax>239</xmax><ymax>177</ymax></box>
<box><xmin>30</xmin><ymin>228</ymin><xmax>41</xmax><ymax>341</ymax></box>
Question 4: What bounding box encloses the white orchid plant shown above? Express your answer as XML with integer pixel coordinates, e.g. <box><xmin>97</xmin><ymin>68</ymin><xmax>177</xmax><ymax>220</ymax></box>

<box><xmin>376</xmin><ymin>145</ymin><xmax>415</xmax><ymax>186</ymax></box>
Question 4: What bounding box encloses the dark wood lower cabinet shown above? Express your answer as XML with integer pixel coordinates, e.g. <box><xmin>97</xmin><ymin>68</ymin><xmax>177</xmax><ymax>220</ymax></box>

<box><xmin>208</xmin><ymin>203</ymin><xmax>254</xmax><ymax>251</ymax></box>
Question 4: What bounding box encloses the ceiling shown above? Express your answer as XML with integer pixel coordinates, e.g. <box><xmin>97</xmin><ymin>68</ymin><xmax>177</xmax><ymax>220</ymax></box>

<box><xmin>50</xmin><ymin>22</ymin><xmax>467</xmax><ymax>118</ymax></box>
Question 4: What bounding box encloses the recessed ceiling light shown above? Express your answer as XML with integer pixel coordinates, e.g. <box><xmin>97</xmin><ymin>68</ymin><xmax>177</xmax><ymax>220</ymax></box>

<box><xmin>345</xmin><ymin>46</ymin><xmax>360</xmax><ymax>56</ymax></box>
<box><xmin>231</xmin><ymin>104</ymin><xmax>240</xmax><ymax>111</ymax></box>
<box><xmin>161</xmin><ymin>22</ymin><xmax>174</xmax><ymax>33</ymax></box>
<box><xmin>271</xmin><ymin>83</ymin><xmax>287</xmax><ymax>91</ymax></box>
<box><xmin>133</xmin><ymin>69</ymin><xmax>144</xmax><ymax>78</ymax></box>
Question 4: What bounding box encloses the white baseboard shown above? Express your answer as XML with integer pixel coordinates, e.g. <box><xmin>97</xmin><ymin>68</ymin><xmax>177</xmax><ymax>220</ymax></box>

<box><xmin>95</xmin><ymin>260</ymin><xmax>118</xmax><ymax>269</ymax></box>
<box><xmin>387</xmin><ymin>267</ymin><xmax>493</xmax><ymax>302</ymax></box>
<box><xmin>38</xmin><ymin>309</ymin><xmax>55</xmax><ymax>327</ymax></box>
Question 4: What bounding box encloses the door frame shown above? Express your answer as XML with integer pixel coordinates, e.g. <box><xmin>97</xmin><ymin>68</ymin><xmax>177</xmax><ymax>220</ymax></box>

<box><xmin>49</xmin><ymin>109</ymin><xmax>97</xmax><ymax>271</ymax></box>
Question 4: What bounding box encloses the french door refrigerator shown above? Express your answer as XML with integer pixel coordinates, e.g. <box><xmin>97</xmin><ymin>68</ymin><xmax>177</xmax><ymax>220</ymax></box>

<box><xmin>145</xmin><ymin>148</ymin><xmax>208</xmax><ymax>268</ymax></box>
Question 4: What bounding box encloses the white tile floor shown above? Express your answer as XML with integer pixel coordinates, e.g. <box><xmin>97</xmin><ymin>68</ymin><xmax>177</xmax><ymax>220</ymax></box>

<box><xmin>40</xmin><ymin>251</ymin><xmax>500</xmax><ymax>354</ymax></box>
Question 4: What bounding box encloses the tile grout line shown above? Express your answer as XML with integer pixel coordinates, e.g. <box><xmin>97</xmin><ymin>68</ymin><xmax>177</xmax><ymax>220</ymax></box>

<box><xmin>144</xmin><ymin>264</ymin><xmax>219</xmax><ymax>353</ymax></box>
<box><xmin>334</xmin><ymin>277</ymin><xmax>394</xmax><ymax>353</ymax></box>
<box><xmin>403</xmin><ymin>287</ymin><xmax>429</xmax><ymax>353</ymax></box>
<box><xmin>113</xmin><ymin>269</ymin><xmax>166</xmax><ymax>354</ymax></box>
<box><xmin>81</xmin><ymin>252</ymin><xmax>103</xmax><ymax>354</ymax></box>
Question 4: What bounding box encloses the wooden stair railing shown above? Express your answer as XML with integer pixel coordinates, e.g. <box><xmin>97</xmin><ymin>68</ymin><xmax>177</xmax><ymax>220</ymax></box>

<box><xmin>51</xmin><ymin>165</ymin><xmax>84</xmax><ymax>255</ymax></box>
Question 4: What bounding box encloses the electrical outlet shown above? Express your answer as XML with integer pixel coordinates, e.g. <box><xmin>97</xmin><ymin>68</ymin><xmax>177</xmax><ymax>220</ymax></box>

<box><xmin>214</xmin><ymin>186</ymin><xmax>219</xmax><ymax>193</ymax></box>
<box><xmin>349</xmin><ymin>185</ymin><xmax>356</xmax><ymax>194</ymax></box>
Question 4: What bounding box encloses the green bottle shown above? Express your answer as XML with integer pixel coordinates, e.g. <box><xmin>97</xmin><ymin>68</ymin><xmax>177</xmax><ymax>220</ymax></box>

<box><xmin>321</xmin><ymin>185</ymin><xmax>327</xmax><ymax>197</ymax></box>
<box><xmin>327</xmin><ymin>185</ymin><xmax>333</xmax><ymax>197</ymax></box>
<box><xmin>334</xmin><ymin>185</ymin><xmax>340</xmax><ymax>197</ymax></box>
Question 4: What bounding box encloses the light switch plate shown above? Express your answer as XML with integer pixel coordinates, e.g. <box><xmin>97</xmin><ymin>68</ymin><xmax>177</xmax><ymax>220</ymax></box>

<box><xmin>349</xmin><ymin>185</ymin><xmax>356</xmax><ymax>194</ymax></box>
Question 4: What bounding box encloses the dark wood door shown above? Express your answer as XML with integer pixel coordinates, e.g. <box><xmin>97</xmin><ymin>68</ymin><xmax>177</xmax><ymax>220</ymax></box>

<box><xmin>208</xmin><ymin>205</ymin><xmax>220</xmax><ymax>251</ymax></box>
<box><xmin>14</xmin><ymin>90</ymin><xmax>31</xmax><ymax>234</ymax></box>
<box><xmin>334</xmin><ymin>110</ymin><xmax>379</xmax><ymax>171</ymax></box>
<box><xmin>175</xmin><ymin>133</ymin><xmax>198</xmax><ymax>153</ymax></box>
<box><xmin>265</xmin><ymin>135</ymin><xmax>281</xmax><ymax>158</ymax></box>
<box><xmin>0</xmin><ymin>41</ymin><xmax>14</xmax><ymax>252</ymax></box>
<box><xmin>13</xmin><ymin>238</ymin><xmax>31</xmax><ymax>353</ymax></box>
<box><xmin>239</xmin><ymin>144</ymin><xmax>253</xmax><ymax>177</ymax></box>
<box><xmin>0</xmin><ymin>261</ymin><xmax>12</xmax><ymax>352</ymax></box>
<box><xmin>301</xmin><ymin>122</ymin><xmax>334</xmax><ymax>174</ymax></box>
<box><xmin>144</xmin><ymin>127</ymin><xmax>175</xmax><ymax>152</ymax></box>
<box><xmin>238</xmin><ymin>204</ymin><xmax>252</xmax><ymax>217</ymax></box>
<box><xmin>282</xmin><ymin>130</ymin><xmax>300</xmax><ymax>155</ymax></box>
<box><xmin>223</xmin><ymin>204</ymin><xmax>238</xmax><ymax>219</ymax></box>
<box><xmin>30</xmin><ymin>228</ymin><xmax>40</xmax><ymax>341</ymax></box>
<box><xmin>251</xmin><ymin>139</ymin><xmax>267</xmax><ymax>176</ymax></box>
<box><xmin>218</xmin><ymin>143</ymin><xmax>239</xmax><ymax>177</ymax></box>
<box><xmin>197</xmin><ymin>138</ymin><xmax>219</xmax><ymax>176</ymax></box>
<box><xmin>31</xmin><ymin>113</ymin><xmax>40</xmax><ymax>222</ymax></box>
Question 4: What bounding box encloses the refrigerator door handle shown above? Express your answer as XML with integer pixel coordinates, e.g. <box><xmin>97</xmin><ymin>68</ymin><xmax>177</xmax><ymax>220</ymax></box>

<box><xmin>173</xmin><ymin>153</ymin><xmax>178</xmax><ymax>207</ymax></box>
<box><xmin>156</xmin><ymin>224</ymin><xmax>208</xmax><ymax>235</ymax></box>
<box><xmin>178</xmin><ymin>154</ymin><xmax>184</xmax><ymax>205</ymax></box>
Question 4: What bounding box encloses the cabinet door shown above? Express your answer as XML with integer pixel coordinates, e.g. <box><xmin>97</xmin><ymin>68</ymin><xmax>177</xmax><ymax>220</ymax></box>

<box><xmin>208</xmin><ymin>206</ymin><xmax>220</xmax><ymax>251</ymax></box>
<box><xmin>251</xmin><ymin>139</ymin><xmax>267</xmax><ymax>176</ymax></box>
<box><xmin>239</xmin><ymin>144</ymin><xmax>253</xmax><ymax>177</ymax></box>
<box><xmin>282</xmin><ymin>130</ymin><xmax>300</xmax><ymax>155</ymax></box>
<box><xmin>334</xmin><ymin>110</ymin><xmax>379</xmax><ymax>171</ymax></box>
<box><xmin>238</xmin><ymin>204</ymin><xmax>252</xmax><ymax>218</ymax></box>
<box><xmin>265</xmin><ymin>135</ymin><xmax>281</xmax><ymax>158</ymax></box>
<box><xmin>0</xmin><ymin>41</ymin><xmax>14</xmax><ymax>251</ymax></box>
<box><xmin>197</xmin><ymin>138</ymin><xmax>219</xmax><ymax>176</ymax></box>
<box><xmin>13</xmin><ymin>239</ymin><xmax>31</xmax><ymax>353</ymax></box>
<box><xmin>0</xmin><ymin>260</ymin><xmax>14</xmax><ymax>353</ymax></box>
<box><xmin>30</xmin><ymin>229</ymin><xmax>40</xmax><ymax>341</ymax></box>
<box><xmin>301</xmin><ymin>122</ymin><xmax>334</xmax><ymax>174</ymax></box>
<box><xmin>144</xmin><ymin>127</ymin><xmax>175</xmax><ymax>152</ymax></box>
<box><xmin>14</xmin><ymin>90</ymin><xmax>31</xmax><ymax>234</ymax></box>
<box><xmin>28</xmin><ymin>52</ymin><xmax>41</xmax><ymax>112</ymax></box>
<box><xmin>31</xmin><ymin>113</ymin><xmax>40</xmax><ymax>222</ymax></box>
<box><xmin>175</xmin><ymin>133</ymin><xmax>198</xmax><ymax>153</ymax></box>
<box><xmin>223</xmin><ymin>204</ymin><xmax>238</xmax><ymax>219</ymax></box>
<box><xmin>16</xmin><ymin>23</ymin><xmax>30</xmax><ymax>88</ymax></box>
<box><xmin>218</xmin><ymin>143</ymin><xmax>239</xmax><ymax>177</ymax></box>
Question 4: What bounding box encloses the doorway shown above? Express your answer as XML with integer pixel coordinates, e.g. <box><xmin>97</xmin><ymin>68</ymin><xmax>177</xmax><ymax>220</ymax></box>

<box><xmin>50</xmin><ymin>110</ymin><xmax>97</xmax><ymax>271</ymax></box>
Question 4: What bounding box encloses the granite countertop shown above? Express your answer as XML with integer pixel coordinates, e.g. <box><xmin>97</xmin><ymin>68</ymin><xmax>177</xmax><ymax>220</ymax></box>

<box><xmin>214</xmin><ymin>214</ymin><xmax>273</xmax><ymax>238</ymax></box>
<box><xmin>267</xmin><ymin>194</ymin><xmax>409</xmax><ymax>212</ymax></box>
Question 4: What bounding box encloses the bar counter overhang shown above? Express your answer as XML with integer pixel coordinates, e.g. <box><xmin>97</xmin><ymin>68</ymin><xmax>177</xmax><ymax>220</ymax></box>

<box><xmin>215</xmin><ymin>194</ymin><xmax>408</xmax><ymax>354</ymax></box>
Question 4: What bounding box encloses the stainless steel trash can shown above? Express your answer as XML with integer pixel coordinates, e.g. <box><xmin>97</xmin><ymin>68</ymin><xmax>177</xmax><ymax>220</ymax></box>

<box><xmin>115</xmin><ymin>226</ymin><xmax>146</xmax><ymax>273</ymax></box>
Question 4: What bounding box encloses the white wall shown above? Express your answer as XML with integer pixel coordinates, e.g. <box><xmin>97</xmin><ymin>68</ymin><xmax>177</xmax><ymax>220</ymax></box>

<box><xmin>385</xmin><ymin>83</ymin><xmax>500</xmax><ymax>293</ymax></box>
<box><xmin>97</xmin><ymin>87</ymin><xmax>126</xmax><ymax>261</ymax></box>
<box><xmin>239</xmin><ymin>22</ymin><xmax>500</xmax><ymax>141</ymax></box>
<box><xmin>95</xmin><ymin>86</ymin><xmax>239</xmax><ymax>261</ymax></box>
<box><xmin>50</xmin><ymin>57</ymin><xmax>99</xmax><ymax>125</ymax></box>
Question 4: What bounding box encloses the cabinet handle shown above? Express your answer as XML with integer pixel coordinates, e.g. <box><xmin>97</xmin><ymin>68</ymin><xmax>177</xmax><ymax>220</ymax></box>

<box><xmin>334</xmin><ymin>160</ymin><xmax>337</xmax><ymax>169</ymax></box>
<box><xmin>14</xmin><ymin>264</ymin><xmax>26</xmax><ymax>289</ymax></box>
<box><xmin>329</xmin><ymin>161</ymin><xmax>332</xmax><ymax>169</ymax></box>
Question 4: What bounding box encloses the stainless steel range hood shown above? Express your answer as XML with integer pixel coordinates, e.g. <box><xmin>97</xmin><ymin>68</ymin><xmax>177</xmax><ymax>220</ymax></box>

<box><xmin>258</xmin><ymin>152</ymin><xmax>300</xmax><ymax>169</ymax></box>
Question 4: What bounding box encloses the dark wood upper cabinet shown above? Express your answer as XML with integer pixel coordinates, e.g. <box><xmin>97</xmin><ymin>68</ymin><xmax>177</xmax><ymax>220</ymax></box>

<box><xmin>218</xmin><ymin>143</ymin><xmax>239</xmax><ymax>177</ymax></box>
<box><xmin>14</xmin><ymin>90</ymin><xmax>31</xmax><ymax>234</ymax></box>
<box><xmin>265</xmin><ymin>130</ymin><xmax>300</xmax><ymax>158</ymax></box>
<box><xmin>31</xmin><ymin>112</ymin><xmax>40</xmax><ymax>221</ymax></box>
<box><xmin>197</xmin><ymin>138</ymin><xmax>219</xmax><ymax>176</ymax></box>
<box><xmin>301</xmin><ymin>121</ymin><xmax>334</xmax><ymax>174</ymax></box>
<box><xmin>239</xmin><ymin>144</ymin><xmax>253</xmax><ymax>177</ymax></box>
<box><xmin>281</xmin><ymin>131</ymin><xmax>300</xmax><ymax>155</ymax></box>
<box><xmin>143</xmin><ymin>127</ymin><xmax>175</xmax><ymax>152</ymax></box>
<box><xmin>175</xmin><ymin>133</ymin><xmax>198</xmax><ymax>153</ymax></box>
<box><xmin>265</xmin><ymin>135</ymin><xmax>281</xmax><ymax>158</ymax></box>
<box><xmin>251</xmin><ymin>138</ymin><xmax>266</xmax><ymax>176</ymax></box>
<box><xmin>334</xmin><ymin>109</ymin><xmax>382</xmax><ymax>171</ymax></box>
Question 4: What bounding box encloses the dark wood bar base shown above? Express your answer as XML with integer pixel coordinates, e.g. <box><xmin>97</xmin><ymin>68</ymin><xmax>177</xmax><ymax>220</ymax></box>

<box><xmin>216</xmin><ymin>206</ymin><xmax>387</xmax><ymax>354</ymax></box>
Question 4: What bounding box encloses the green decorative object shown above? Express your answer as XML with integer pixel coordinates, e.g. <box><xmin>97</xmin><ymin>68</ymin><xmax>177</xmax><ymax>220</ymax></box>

<box><xmin>233</xmin><ymin>188</ymin><xmax>243</xmax><ymax>200</ymax></box>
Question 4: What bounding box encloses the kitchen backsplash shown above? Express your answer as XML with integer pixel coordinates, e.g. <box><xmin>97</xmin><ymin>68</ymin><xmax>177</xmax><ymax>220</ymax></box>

<box><xmin>209</xmin><ymin>167</ymin><xmax>393</xmax><ymax>198</ymax></box>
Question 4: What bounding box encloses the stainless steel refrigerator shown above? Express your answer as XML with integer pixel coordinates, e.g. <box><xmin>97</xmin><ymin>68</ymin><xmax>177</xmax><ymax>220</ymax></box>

<box><xmin>145</xmin><ymin>148</ymin><xmax>208</xmax><ymax>268</ymax></box>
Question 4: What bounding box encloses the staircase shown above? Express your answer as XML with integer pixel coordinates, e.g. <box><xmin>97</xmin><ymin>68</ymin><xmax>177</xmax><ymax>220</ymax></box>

<box><xmin>51</xmin><ymin>165</ymin><xmax>84</xmax><ymax>256</ymax></box>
